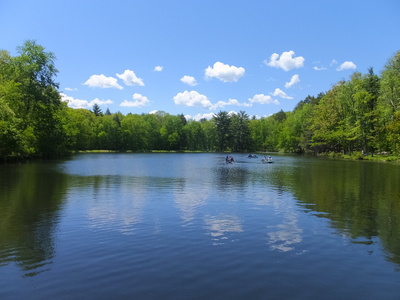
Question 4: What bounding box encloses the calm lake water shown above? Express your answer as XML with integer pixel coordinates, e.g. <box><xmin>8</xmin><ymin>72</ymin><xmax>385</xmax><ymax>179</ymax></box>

<box><xmin>1</xmin><ymin>153</ymin><xmax>400</xmax><ymax>299</ymax></box>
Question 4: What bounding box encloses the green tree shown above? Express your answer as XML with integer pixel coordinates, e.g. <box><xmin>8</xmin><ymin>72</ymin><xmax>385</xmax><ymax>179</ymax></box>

<box><xmin>96</xmin><ymin>113</ymin><xmax>122</xmax><ymax>150</ymax></box>
<box><xmin>160</xmin><ymin>114</ymin><xmax>184</xmax><ymax>150</ymax></box>
<box><xmin>279</xmin><ymin>104</ymin><xmax>313</xmax><ymax>153</ymax></box>
<box><xmin>142</xmin><ymin>113</ymin><xmax>163</xmax><ymax>150</ymax></box>
<box><xmin>64</xmin><ymin>108</ymin><xmax>95</xmax><ymax>150</ymax></box>
<box><xmin>184</xmin><ymin>120</ymin><xmax>205</xmax><ymax>151</ymax></box>
<box><xmin>92</xmin><ymin>103</ymin><xmax>103</xmax><ymax>116</ymax></box>
<box><xmin>310</xmin><ymin>85</ymin><xmax>345</xmax><ymax>153</ymax></box>
<box><xmin>0</xmin><ymin>41</ymin><xmax>67</xmax><ymax>158</ymax></box>
<box><xmin>213</xmin><ymin>111</ymin><xmax>231</xmax><ymax>151</ymax></box>
<box><xmin>379</xmin><ymin>51</ymin><xmax>400</xmax><ymax>153</ymax></box>
<box><xmin>201</xmin><ymin>119</ymin><xmax>217</xmax><ymax>151</ymax></box>
<box><xmin>229</xmin><ymin>111</ymin><xmax>251</xmax><ymax>152</ymax></box>
<box><xmin>121</xmin><ymin>114</ymin><xmax>150</xmax><ymax>151</ymax></box>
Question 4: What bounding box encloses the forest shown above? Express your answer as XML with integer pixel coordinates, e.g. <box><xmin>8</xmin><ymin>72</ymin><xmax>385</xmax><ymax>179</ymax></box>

<box><xmin>1</xmin><ymin>41</ymin><xmax>400</xmax><ymax>161</ymax></box>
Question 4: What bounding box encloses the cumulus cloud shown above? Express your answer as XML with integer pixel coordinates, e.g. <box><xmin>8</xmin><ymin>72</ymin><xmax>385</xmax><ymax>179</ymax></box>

<box><xmin>264</xmin><ymin>51</ymin><xmax>305</xmax><ymax>71</ymax></box>
<box><xmin>285</xmin><ymin>74</ymin><xmax>300</xmax><ymax>88</ymax></box>
<box><xmin>180</xmin><ymin>75</ymin><xmax>197</xmax><ymax>86</ymax></box>
<box><xmin>154</xmin><ymin>66</ymin><xmax>163</xmax><ymax>72</ymax></box>
<box><xmin>248</xmin><ymin>94</ymin><xmax>280</xmax><ymax>105</ymax></box>
<box><xmin>84</xmin><ymin>74</ymin><xmax>123</xmax><ymax>89</ymax></box>
<box><xmin>205</xmin><ymin>62</ymin><xmax>245</xmax><ymax>82</ymax></box>
<box><xmin>213</xmin><ymin>98</ymin><xmax>242</xmax><ymax>109</ymax></box>
<box><xmin>337</xmin><ymin>61</ymin><xmax>357</xmax><ymax>71</ymax></box>
<box><xmin>60</xmin><ymin>93</ymin><xmax>113</xmax><ymax>109</ymax></box>
<box><xmin>185</xmin><ymin>112</ymin><xmax>216</xmax><ymax>121</ymax></box>
<box><xmin>272</xmin><ymin>88</ymin><xmax>293</xmax><ymax>99</ymax></box>
<box><xmin>116</xmin><ymin>69</ymin><xmax>144</xmax><ymax>86</ymax></box>
<box><xmin>120</xmin><ymin>93</ymin><xmax>149</xmax><ymax>107</ymax></box>
<box><xmin>174</xmin><ymin>90</ymin><xmax>213</xmax><ymax>109</ymax></box>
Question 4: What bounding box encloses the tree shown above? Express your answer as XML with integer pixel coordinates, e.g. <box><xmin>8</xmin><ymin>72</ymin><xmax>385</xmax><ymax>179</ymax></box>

<box><xmin>272</xmin><ymin>109</ymin><xmax>287</xmax><ymax>123</ymax></box>
<box><xmin>1</xmin><ymin>41</ymin><xmax>68</xmax><ymax>157</ymax></box>
<box><xmin>64</xmin><ymin>108</ymin><xmax>95</xmax><ymax>150</ymax></box>
<box><xmin>121</xmin><ymin>114</ymin><xmax>150</xmax><ymax>151</ymax></box>
<box><xmin>310</xmin><ymin>85</ymin><xmax>345</xmax><ymax>153</ymax></box>
<box><xmin>92</xmin><ymin>103</ymin><xmax>103</xmax><ymax>116</ymax></box>
<box><xmin>213</xmin><ymin>111</ymin><xmax>231</xmax><ymax>151</ymax></box>
<box><xmin>229</xmin><ymin>111</ymin><xmax>251</xmax><ymax>152</ymax></box>
<box><xmin>201</xmin><ymin>120</ymin><xmax>217</xmax><ymax>151</ymax></box>
<box><xmin>379</xmin><ymin>51</ymin><xmax>400</xmax><ymax>153</ymax></box>
<box><xmin>160</xmin><ymin>114</ymin><xmax>184</xmax><ymax>150</ymax></box>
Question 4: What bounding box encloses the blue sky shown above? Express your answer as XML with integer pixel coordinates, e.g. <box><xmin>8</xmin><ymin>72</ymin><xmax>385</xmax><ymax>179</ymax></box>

<box><xmin>1</xmin><ymin>0</ymin><xmax>399</xmax><ymax>120</ymax></box>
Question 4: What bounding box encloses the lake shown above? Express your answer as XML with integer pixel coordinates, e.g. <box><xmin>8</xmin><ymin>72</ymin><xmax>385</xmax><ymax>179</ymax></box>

<box><xmin>1</xmin><ymin>153</ymin><xmax>400</xmax><ymax>299</ymax></box>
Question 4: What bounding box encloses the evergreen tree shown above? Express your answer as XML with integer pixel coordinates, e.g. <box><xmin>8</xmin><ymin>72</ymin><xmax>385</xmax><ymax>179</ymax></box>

<box><xmin>92</xmin><ymin>103</ymin><xmax>102</xmax><ymax>116</ymax></box>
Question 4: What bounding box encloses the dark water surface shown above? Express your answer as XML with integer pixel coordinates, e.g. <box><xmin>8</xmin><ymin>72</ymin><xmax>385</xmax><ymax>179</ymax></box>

<box><xmin>1</xmin><ymin>153</ymin><xmax>400</xmax><ymax>299</ymax></box>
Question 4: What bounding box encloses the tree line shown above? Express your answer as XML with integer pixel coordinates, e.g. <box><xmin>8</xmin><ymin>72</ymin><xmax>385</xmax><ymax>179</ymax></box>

<box><xmin>1</xmin><ymin>41</ymin><xmax>400</xmax><ymax>161</ymax></box>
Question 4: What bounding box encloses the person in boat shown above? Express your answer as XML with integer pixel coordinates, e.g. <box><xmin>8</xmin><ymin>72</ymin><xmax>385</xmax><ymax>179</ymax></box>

<box><xmin>226</xmin><ymin>155</ymin><xmax>234</xmax><ymax>163</ymax></box>
<box><xmin>268</xmin><ymin>156</ymin><xmax>272</xmax><ymax>161</ymax></box>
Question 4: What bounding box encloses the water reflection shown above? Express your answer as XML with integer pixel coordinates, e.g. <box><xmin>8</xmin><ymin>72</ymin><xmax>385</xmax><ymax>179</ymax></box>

<box><xmin>174</xmin><ymin>180</ymin><xmax>209</xmax><ymax>225</ymax></box>
<box><xmin>86</xmin><ymin>176</ymin><xmax>148</xmax><ymax>235</ymax></box>
<box><xmin>204</xmin><ymin>214</ymin><xmax>243</xmax><ymax>245</ymax></box>
<box><xmin>0</xmin><ymin>162</ymin><xmax>67</xmax><ymax>277</ymax></box>
<box><xmin>2</xmin><ymin>152</ymin><xmax>400</xmax><ymax>287</ymax></box>
<box><xmin>281</xmin><ymin>159</ymin><xmax>400</xmax><ymax>264</ymax></box>
<box><xmin>74</xmin><ymin>175</ymin><xmax>186</xmax><ymax>235</ymax></box>
<box><xmin>267</xmin><ymin>209</ymin><xmax>303</xmax><ymax>252</ymax></box>
<box><xmin>214</xmin><ymin>164</ymin><xmax>250</xmax><ymax>191</ymax></box>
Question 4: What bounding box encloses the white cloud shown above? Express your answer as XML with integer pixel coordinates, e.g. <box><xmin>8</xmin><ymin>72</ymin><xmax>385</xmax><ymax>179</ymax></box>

<box><xmin>205</xmin><ymin>62</ymin><xmax>245</xmax><ymax>82</ymax></box>
<box><xmin>84</xmin><ymin>74</ymin><xmax>123</xmax><ymax>89</ymax></box>
<box><xmin>60</xmin><ymin>93</ymin><xmax>113</xmax><ymax>109</ymax></box>
<box><xmin>65</xmin><ymin>87</ymin><xmax>78</xmax><ymax>91</ymax></box>
<box><xmin>120</xmin><ymin>93</ymin><xmax>149</xmax><ymax>107</ymax></box>
<box><xmin>285</xmin><ymin>74</ymin><xmax>300</xmax><ymax>88</ymax></box>
<box><xmin>272</xmin><ymin>88</ymin><xmax>293</xmax><ymax>99</ymax></box>
<box><xmin>248</xmin><ymin>94</ymin><xmax>280</xmax><ymax>105</ymax></box>
<box><xmin>185</xmin><ymin>112</ymin><xmax>216</xmax><ymax>121</ymax></box>
<box><xmin>116</xmin><ymin>69</ymin><xmax>144</xmax><ymax>86</ymax></box>
<box><xmin>174</xmin><ymin>90</ymin><xmax>213</xmax><ymax>109</ymax></box>
<box><xmin>264</xmin><ymin>51</ymin><xmax>305</xmax><ymax>71</ymax></box>
<box><xmin>313</xmin><ymin>66</ymin><xmax>327</xmax><ymax>71</ymax></box>
<box><xmin>91</xmin><ymin>98</ymin><xmax>114</xmax><ymax>106</ymax></box>
<box><xmin>180</xmin><ymin>75</ymin><xmax>197</xmax><ymax>86</ymax></box>
<box><xmin>330</xmin><ymin>59</ymin><xmax>338</xmax><ymax>66</ymax></box>
<box><xmin>337</xmin><ymin>61</ymin><xmax>357</xmax><ymax>71</ymax></box>
<box><xmin>154</xmin><ymin>66</ymin><xmax>163</xmax><ymax>72</ymax></box>
<box><xmin>212</xmin><ymin>98</ymin><xmax>242</xmax><ymax>109</ymax></box>
<box><xmin>227</xmin><ymin>111</ymin><xmax>238</xmax><ymax>116</ymax></box>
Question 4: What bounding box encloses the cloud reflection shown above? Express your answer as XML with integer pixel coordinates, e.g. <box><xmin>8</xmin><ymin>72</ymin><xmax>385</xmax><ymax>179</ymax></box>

<box><xmin>204</xmin><ymin>214</ymin><xmax>243</xmax><ymax>245</ymax></box>
<box><xmin>87</xmin><ymin>176</ymin><xmax>147</xmax><ymax>235</ymax></box>
<box><xmin>267</xmin><ymin>210</ymin><xmax>302</xmax><ymax>252</ymax></box>
<box><xmin>174</xmin><ymin>182</ymin><xmax>209</xmax><ymax>225</ymax></box>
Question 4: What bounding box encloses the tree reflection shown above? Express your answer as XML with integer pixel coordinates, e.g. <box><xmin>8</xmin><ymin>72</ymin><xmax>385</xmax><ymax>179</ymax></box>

<box><xmin>277</xmin><ymin>159</ymin><xmax>400</xmax><ymax>265</ymax></box>
<box><xmin>0</xmin><ymin>162</ymin><xmax>67</xmax><ymax>277</ymax></box>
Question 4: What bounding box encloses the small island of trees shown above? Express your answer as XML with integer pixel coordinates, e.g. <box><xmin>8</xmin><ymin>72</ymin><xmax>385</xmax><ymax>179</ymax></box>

<box><xmin>1</xmin><ymin>41</ymin><xmax>400</xmax><ymax>162</ymax></box>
